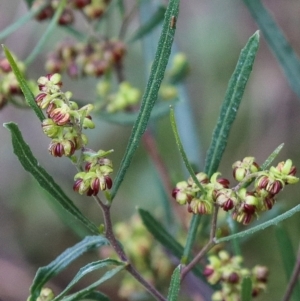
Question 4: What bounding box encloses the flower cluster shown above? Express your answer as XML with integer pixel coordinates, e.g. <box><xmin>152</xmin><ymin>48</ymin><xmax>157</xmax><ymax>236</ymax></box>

<box><xmin>100</xmin><ymin>215</ymin><xmax>174</xmax><ymax>299</ymax></box>
<box><xmin>35</xmin><ymin>287</ymin><xmax>55</xmax><ymax>301</ymax></box>
<box><xmin>45</xmin><ymin>39</ymin><xmax>126</xmax><ymax>78</ymax></box>
<box><xmin>97</xmin><ymin>81</ymin><xmax>141</xmax><ymax>112</ymax></box>
<box><xmin>203</xmin><ymin>251</ymin><xmax>268</xmax><ymax>301</ymax></box>
<box><xmin>172</xmin><ymin>157</ymin><xmax>299</xmax><ymax>224</ymax></box>
<box><xmin>73</xmin><ymin>150</ymin><xmax>113</xmax><ymax>196</ymax></box>
<box><xmin>0</xmin><ymin>55</ymin><xmax>35</xmax><ymax>109</ymax></box>
<box><xmin>35</xmin><ymin>73</ymin><xmax>113</xmax><ymax>196</ymax></box>
<box><xmin>36</xmin><ymin>73</ymin><xmax>94</xmax><ymax>157</ymax></box>
<box><xmin>33</xmin><ymin>0</ymin><xmax>111</xmax><ymax>25</ymax></box>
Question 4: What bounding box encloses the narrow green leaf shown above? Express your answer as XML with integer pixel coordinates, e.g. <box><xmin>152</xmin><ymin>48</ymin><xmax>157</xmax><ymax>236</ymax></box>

<box><xmin>24</xmin><ymin>0</ymin><xmax>68</xmax><ymax>66</ymax></box>
<box><xmin>204</xmin><ymin>31</ymin><xmax>260</xmax><ymax>177</ymax></box>
<box><xmin>167</xmin><ymin>265</ymin><xmax>181</xmax><ymax>301</ymax></box>
<box><xmin>62</xmin><ymin>26</ymin><xmax>86</xmax><ymax>41</ymax></box>
<box><xmin>61</xmin><ymin>266</ymin><xmax>125</xmax><ymax>301</ymax></box>
<box><xmin>216</xmin><ymin>203</ymin><xmax>300</xmax><ymax>244</ymax></box>
<box><xmin>241</xmin><ymin>277</ymin><xmax>252</xmax><ymax>301</ymax></box>
<box><xmin>261</xmin><ymin>143</ymin><xmax>284</xmax><ymax>170</ymax></box>
<box><xmin>0</xmin><ymin>3</ymin><xmax>47</xmax><ymax>41</ymax></box>
<box><xmin>98</xmin><ymin>98</ymin><xmax>179</xmax><ymax>125</ymax></box>
<box><xmin>3</xmin><ymin>45</ymin><xmax>44</xmax><ymax>121</ymax></box>
<box><xmin>53</xmin><ymin>259</ymin><xmax>124</xmax><ymax>300</ymax></box>
<box><xmin>110</xmin><ymin>0</ymin><xmax>180</xmax><ymax>199</ymax></box>
<box><xmin>28</xmin><ymin>236</ymin><xmax>109</xmax><ymax>301</ymax></box>
<box><xmin>4</xmin><ymin>122</ymin><xmax>98</xmax><ymax>234</ymax></box>
<box><xmin>243</xmin><ymin>0</ymin><xmax>300</xmax><ymax>98</ymax></box>
<box><xmin>72</xmin><ymin>291</ymin><xmax>111</xmax><ymax>301</ymax></box>
<box><xmin>170</xmin><ymin>107</ymin><xmax>205</xmax><ymax>194</ymax></box>
<box><xmin>275</xmin><ymin>225</ymin><xmax>300</xmax><ymax>300</ymax></box>
<box><xmin>184</xmin><ymin>32</ymin><xmax>260</xmax><ymax>260</ymax></box>
<box><xmin>129</xmin><ymin>5</ymin><xmax>166</xmax><ymax>42</ymax></box>
<box><xmin>138</xmin><ymin>208</ymin><xmax>205</xmax><ymax>281</ymax></box>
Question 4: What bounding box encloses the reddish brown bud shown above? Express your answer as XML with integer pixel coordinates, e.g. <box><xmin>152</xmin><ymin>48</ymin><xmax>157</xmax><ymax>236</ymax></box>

<box><xmin>58</xmin><ymin>9</ymin><xmax>74</xmax><ymax>25</ymax></box>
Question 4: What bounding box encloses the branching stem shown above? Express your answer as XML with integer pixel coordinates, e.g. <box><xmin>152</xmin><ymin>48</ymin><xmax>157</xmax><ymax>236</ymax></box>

<box><xmin>93</xmin><ymin>195</ymin><xmax>167</xmax><ymax>301</ymax></box>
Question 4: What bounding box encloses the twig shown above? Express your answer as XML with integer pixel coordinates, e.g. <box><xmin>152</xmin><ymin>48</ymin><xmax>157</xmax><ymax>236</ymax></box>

<box><xmin>93</xmin><ymin>195</ymin><xmax>167</xmax><ymax>301</ymax></box>
<box><xmin>282</xmin><ymin>245</ymin><xmax>300</xmax><ymax>301</ymax></box>
<box><xmin>180</xmin><ymin>206</ymin><xmax>219</xmax><ymax>280</ymax></box>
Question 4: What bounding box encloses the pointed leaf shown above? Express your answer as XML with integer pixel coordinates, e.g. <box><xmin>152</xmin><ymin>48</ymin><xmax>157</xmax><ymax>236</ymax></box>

<box><xmin>204</xmin><ymin>31</ymin><xmax>260</xmax><ymax>177</ymax></box>
<box><xmin>170</xmin><ymin>107</ymin><xmax>205</xmax><ymax>194</ymax></box>
<box><xmin>24</xmin><ymin>0</ymin><xmax>68</xmax><ymax>66</ymax></box>
<box><xmin>243</xmin><ymin>0</ymin><xmax>300</xmax><ymax>98</ymax></box>
<box><xmin>241</xmin><ymin>277</ymin><xmax>252</xmax><ymax>301</ymax></box>
<box><xmin>111</xmin><ymin>0</ymin><xmax>180</xmax><ymax>199</ymax></box>
<box><xmin>3</xmin><ymin>46</ymin><xmax>44</xmax><ymax>121</ymax></box>
<box><xmin>60</xmin><ymin>266</ymin><xmax>125</xmax><ymax>301</ymax></box>
<box><xmin>129</xmin><ymin>5</ymin><xmax>166</xmax><ymax>42</ymax></box>
<box><xmin>4</xmin><ymin>122</ymin><xmax>99</xmax><ymax>234</ymax></box>
<box><xmin>167</xmin><ymin>265</ymin><xmax>181</xmax><ymax>301</ymax></box>
<box><xmin>216</xmin><ymin>203</ymin><xmax>300</xmax><ymax>244</ymax></box>
<box><xmin>53</xmin><ymin>259</ymin><xmax>124</xmax><ymax>300</ymax></box>
<box><xmin>261</xmin><ymin>143</ymin><xmax>284</xmax><ymax>170</ymax></box>
<box><xmin>0</xmin><ymin>3</ymin><xmax>47</xmax><ymax>40</ymax></box>
<box><xmin>98</xmin><ymin>98</ymin><xmax>179</xmax><ymax>125</ymax></box>
<box><xmin>28</xmin><ymin>236</ymin><xmax>109</xmax><ymax>301</ymax></box>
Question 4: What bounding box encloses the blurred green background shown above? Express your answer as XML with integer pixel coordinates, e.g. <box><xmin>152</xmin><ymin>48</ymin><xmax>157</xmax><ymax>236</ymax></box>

<box><xmin>1</xmin><ymin>0</ymin><xmax>300</xmax><ymax>300</ymax></box>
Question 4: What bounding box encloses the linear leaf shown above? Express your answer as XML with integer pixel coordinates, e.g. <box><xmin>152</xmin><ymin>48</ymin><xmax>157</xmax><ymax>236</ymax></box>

<box><xmin>204</xmin><ymin>31</ymin><xmax>260</xmax><ymax>177</ymax></box>
<box><xmin>3</xmin><ymin>45</ymin><xmax>44</xmax><ymax>121</ymax></box>
<box><xmin>243</xmin><ymin>0</ymin><xmax>300</xmax><ymax>98</ymax></box>
<box><xmin>0</xmin><ymin>3</ymin><xmax>47</xmax><ymax>40</ymax></box>
<box><xmin>167</xmin><ymin>265</ymin><xmax>181</xmax><ymax>301</ymax></box>
<box><xmin>110</xmin><ymin>0</ymin><xmax>180</xmax><ymax>199</ymax></box>
<box><xmin>98</xmin><ymin>98</ymin><xmax>179</xmax><ymax>125</ymax></box>
<box><xmin>216</xmin><ymin>203</ymin><xmax>300</xmax><ymax>244</ymax></box>
<box><xmin>61</xmin><ymin>266</ymin><xmax>125</xmax><ymax>301</ymax></box>
<box><xmin>53</xmin><ymin>259</ymin><xmax>124</xmax><ymax>300</ymax></box>
<box><xmin>261</xmin><ymin>143</ymin><xmax>284</xmax><ymax>170</ymax></box>
<box><xmin>241</xmin><ymin>277</ymin><xmax>252</xmax><ymax>301</ymax></box>
<box><xmin>129</xmin><ymin>5</ymin><xmax>166</xmax><ymax>42</ymax></box>
<box><xmin>28</xmin><ymin>236</ymin><xmax>109</xmax><ymax>301</ymax></box>
<box><xmin>24</xmin><ymin>0</ymin><xmax>68</xmax><ymax>66</ymax></box>
<box><xmin>4</xmin><ymin>122</ymin><xmax>98</xmax><ymax>234</ymax></box>
<box><xmin>170</xmin><ymin>107</ymin><xmax>205</xmax><ymax>194</ymax></box>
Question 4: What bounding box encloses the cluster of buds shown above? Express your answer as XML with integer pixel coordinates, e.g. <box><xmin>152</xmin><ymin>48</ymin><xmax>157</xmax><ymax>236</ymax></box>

<box><xmin>36</xmin><ymin>73</ymin><xmax>94</xmax><ymax>157</ymax></box>
<box><xmin>172</xmin><ymin>156</ymin><xmax>299</xmax><ymax>225</ymax></box>
<box><xmin>0</xmin><ymin>54</ymin><xmax>35</xmax><ymax>109</ymax></box>
<box><xmin>100</xmin><ymin>215</ymin><xmax>173</xmax><ymax>298</ymax></box>
<box><xmin>203</xmin><ymin>251</ymin><xmax>268</xmax><ymax>301</ymax></box>
<box><xmin>45</xmin><ymin>39</ymin><xmax>126</xmax><ymax>78</ymax></box>
<box><xmin>35</xmin><ymin>73</ymin><xmax>113</xmax><ymax>196</ymax></box>
<box><xmin>33</xmin><ymin>0</ymin><xmax>111</xmax><ymax>25</ymax></box>
<box><xmin>35</xmin><ymin>287</ymin><xmax>55</xmax><ymax>301</ymax></box>
<box><xmin>73</xmin><ymin>150</ymin><xmax>113</xmax><ymax>196</ymax></box>
<box><xmin>97</xmin><ymin>81</ymin><xmax>141</xmax><ymax>113</ymax></box>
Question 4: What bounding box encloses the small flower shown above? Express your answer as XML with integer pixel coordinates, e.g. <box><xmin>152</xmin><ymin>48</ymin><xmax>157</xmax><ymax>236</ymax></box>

<box><xmin>232</xmin><ymin>157</ymin><xmax>260</xmax><ymax>182</ymax></box>
<box><xmin>188</xmin><ymin>197</ymin><xmax>212</xmax><ymax>215</ymax></box>
<box><xmin>215</xmin><ymin>188</ymin><xmax>237</xmax><ymax>211</ymax></box>
<box><xmin>37</xmin><ymin>73</ymin><xmax>62</xmax><ymax>93</ymax></box>
<box><xmin>256</xmin><ymin>175</ymin><xmax>283</xmax><ymax>195</ymax></box>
